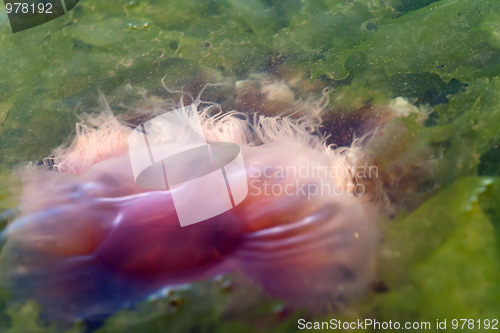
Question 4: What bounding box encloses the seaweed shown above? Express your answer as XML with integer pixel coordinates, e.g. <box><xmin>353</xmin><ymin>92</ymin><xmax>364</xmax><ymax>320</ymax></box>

<box><xmin>1</xmin><ymin>0</ymin><xmax>500</xmax><ymax>331</ymax></box>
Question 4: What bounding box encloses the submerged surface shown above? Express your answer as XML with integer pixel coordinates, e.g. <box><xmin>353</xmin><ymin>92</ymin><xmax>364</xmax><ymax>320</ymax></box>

<box><xmin>1</xmin><ymin>0</ymin><xmax>500</xmax><ymax>332</ymax></box>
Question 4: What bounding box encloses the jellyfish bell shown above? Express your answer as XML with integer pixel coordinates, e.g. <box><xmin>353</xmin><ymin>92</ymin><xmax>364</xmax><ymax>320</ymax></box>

<box><xmin>0</xmin><ymin>152</ymin><xmax>245</xmax><ymax>323</ymax></box>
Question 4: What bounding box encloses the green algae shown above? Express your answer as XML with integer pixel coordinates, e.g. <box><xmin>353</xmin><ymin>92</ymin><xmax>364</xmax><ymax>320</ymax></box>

<box><xmin>1</xmin><ymin>0</ymin><xmax>500</xmax><ymax>332</ymax></box>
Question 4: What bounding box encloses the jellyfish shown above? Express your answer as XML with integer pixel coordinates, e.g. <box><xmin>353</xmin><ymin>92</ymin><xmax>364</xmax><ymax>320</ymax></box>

<box><xmin>0</xmin><ymin>77</ymin><xmax>430</xmax><ymax>329</ymax></box>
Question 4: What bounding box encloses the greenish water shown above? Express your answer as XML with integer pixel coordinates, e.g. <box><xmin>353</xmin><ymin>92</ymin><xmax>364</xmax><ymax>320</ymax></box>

<box><xmin>1</xmin><ymin>0</ymin><xmax>500</xmax><ymax>332</ymax></box>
